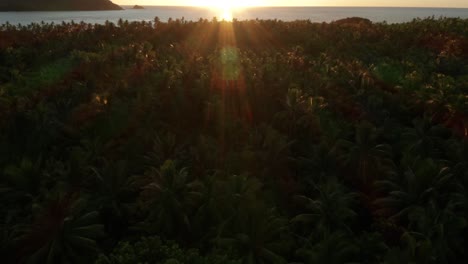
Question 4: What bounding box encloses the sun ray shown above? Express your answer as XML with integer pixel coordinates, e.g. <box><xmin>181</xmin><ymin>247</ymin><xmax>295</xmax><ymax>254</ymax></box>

<box><xmin>188</xmin><ymin>0</ymin><xmax>265</xmax><ymax>21</ymax></box>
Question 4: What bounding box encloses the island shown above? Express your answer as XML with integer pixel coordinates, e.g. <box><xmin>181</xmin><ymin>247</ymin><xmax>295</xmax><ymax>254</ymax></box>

<box><xmin>0</xmin><ymin>0</ymin><xmax>122</xmax><ymax>11</ymax></box>
<box><xmin>132</xmin><ymin>5</ymin><xmax>145</xmax><ymax>9</ymax></box>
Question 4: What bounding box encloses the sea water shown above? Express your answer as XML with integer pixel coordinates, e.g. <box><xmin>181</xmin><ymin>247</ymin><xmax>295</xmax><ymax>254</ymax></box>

<box><xmin>0</xmin><ymin>6</ymin><xmax>467</xmax><ymax>25</ymax></box>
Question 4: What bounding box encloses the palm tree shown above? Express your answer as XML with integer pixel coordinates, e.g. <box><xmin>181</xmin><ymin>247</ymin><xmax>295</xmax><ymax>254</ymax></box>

<box><xmin>215</xmin><ymin>204</ymin><xmax>291</xmax><ymax>264</ymax></box>
<box><xmin>405</xmin><ymin>201</ymin><xmax>466</xmax><ymax>263</ymax></box>
<box><xmin>295</xmin><ymin>231</ymin><xmax>359</xmax><ymax>264</ymax></box>
<box><xmin>145</xmin><ymin>132</ymin><xmax>188</xmax><ymax>167</ymax></box>
<box><xmin>297</xmin><ymin>141</ymin><xmax>339</xmax><ymax>187</ymax></box>
<box><xmin>383</xmin><ymin>201</ymin><xmax>466</xmax><ymax>264</ymax></box>
<box><xmin>200</xmin><ymin>173</ymin><xmax>292</xmax><ymax>264</ymax></box>
<box><xmin>15</xmin><ymin>194</ymin><xmax>104</xmax><ymax>264</ymax></box>
<box><xmin>443</xmin><ymin>139</ymin><xmax>468</xmax><ymax>219</ymax></box>
<box><xmin>401</xmin><ymin>117</ymin><xmax>448</xmax><ymax>159</ymax></box>
<box><xmin>444</xmin><ymin>138</ymin><xmax>468</xmax><ymax>186</ymax></box>
<box><xmin>336</xmin><ymin>121</ymin><xmax>394</xmax><ymax>187</ymax></box>
<box><xmin>374</xmin><ymin>158</ymin><xmax>454</xmax><ymax>221</ymax></box>
<box><xmin>135</xmin><ymin>160</ymin><xmax>202</xmax><ymax>239</ymax></box>
<box><xmin>274</xmin><ymin>88</ymin><xmax>322</xmax><ymax>138</ymax></box>
<box><xmin>0</xmin><ymin>157</ymin><xmax>43</xmax><ymax>261</ymax></box>
<box><xmin>191</xmin><ymin>172</ymin><xmax>227</xmax><ymax>242</ymax></box>
<box><xmin>243</xmin><ymin>125</ymin><xmax>295</xmax><ymax>198</ymax></box>
<box><xmin>292</xmin><ymin>178</ymin><xmax>358</xmax><ymax>236</ymax></box>
<box><xmin>87</xmin><ymin>159</ymin><xmax>134</xmax><ymax>239</ymax></box>
<box><xmin>1</xmin><ymin>157</ymin><xmax>42</xmax><ymax>202</ymax></box>
<box><xmin>220</xmin><ymin>174</ymin><xmax>263</xmax><ymax>219</ymax></box>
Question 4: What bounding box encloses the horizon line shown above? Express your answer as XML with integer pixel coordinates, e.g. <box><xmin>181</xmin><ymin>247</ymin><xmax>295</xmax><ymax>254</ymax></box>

<box><xmin>119</xmin><ymin>5</ymin><xmax>468</xmax><ymax>9</ymax></box>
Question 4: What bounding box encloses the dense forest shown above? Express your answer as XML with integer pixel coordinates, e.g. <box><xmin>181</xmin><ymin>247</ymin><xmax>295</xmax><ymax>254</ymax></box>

<box><xmin>0</xmin><ymin>17</ymin><xmax>467</xmax><ymax>263</ymax></box>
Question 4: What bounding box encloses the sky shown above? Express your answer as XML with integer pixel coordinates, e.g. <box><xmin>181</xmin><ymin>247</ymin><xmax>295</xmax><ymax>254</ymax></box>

<box><xmin>113</xmin><ymin>0</ymin><xmax>468</xmax><ymax>8</ymax></box>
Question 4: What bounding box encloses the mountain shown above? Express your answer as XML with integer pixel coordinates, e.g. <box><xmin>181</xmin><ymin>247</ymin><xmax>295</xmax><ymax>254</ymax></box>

<box><xmin>0</xmin><ymin>0</ymin><xmax>123</xmax><ymax>11</ymax></box>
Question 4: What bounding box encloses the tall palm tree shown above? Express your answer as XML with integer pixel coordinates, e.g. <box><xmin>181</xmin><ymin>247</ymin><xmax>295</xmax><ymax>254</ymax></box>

<box><xmin>215</xmin><ymin>204</ymin><xmax>291</xmax><ymax>264</ymax></box>
<box><xmin>87</xmin><ymin>159</ymin><xmax>134</xmax><ymax>239</ymax></box>
<box><xmin>292</xmin><ymin>178</ymin><xmax>358</xmax><ymax>236</ymax></box>
<box><xmin>145</xmin><ymin>132</ymin><xmax>188</xmax><ymax>167</ymax></box>
<box><xmin>295</xmin><ymin>231</ymin><xmax>359</xmax><ymax>264</ymax></box>
<box><xmin>205</xmin><ymin>173</ymin><xmax>292</xmax><ymax>264</ymax></box>
<box><xmin>374</xmin><ymin>158</ymin><xmax>454</xmax><ymax>221</ymax></box>
<box><xmin>383</xmin><ymin>201</ymin><xmax>466</xmax><ymax>264</ymax></box>
<box><xmin>243</xmin><ymin>125</ymin><xmax>295</xmax><ymax>199</ymax></box>
<box><xmin>1</xmin><ymin>157</ymin><xmax>42</xmax><ymax>202</ymax></box>
<box><xmin>209</xmin><ymin>174</ymin><xmax>263</xmax><ymax>235</ymax></box>
<box><xmin>136</xmin><ymin>160</ymin><xmax>203</xmax><ymax>239</ymax></box>
<box><xmin>336</xmin><ymin>122</ymin><xmax>394</xmax><ymax>187</ymax></box>
<box><xmin>274</xmin><ymin>88</ymin><xmax>322</xmax><ymax>138</ymax></box>
<box><xmin>191</xmin><ymin>172</ymin><xmax>227</xmax><ymax>242</ymax></box>
<box><xmin>297</xmin><ymin>141</ymin><xmax>339</xmax><ymax>187</ymax></box>
<box><xmin>15</xmin><ymin>194</ymin><xmax>104</xmax><ymax>264</ymax></box>
<box><xmin>1</xmin><ymin>157</ymin><xmax>43</xmax><ymax>261</ymax></box>
<box><xmin>401</xmin><ymin>117</ymin><xmax>448</xmax><ymax>159</ymax></box>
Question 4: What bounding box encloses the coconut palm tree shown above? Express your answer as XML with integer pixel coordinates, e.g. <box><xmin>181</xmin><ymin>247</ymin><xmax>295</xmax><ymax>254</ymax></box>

<box><xmin>15</xmin><ymin>194</ymin><xmax>104</xmax><ymax>264</ymax></box>
<box><xmin>274</xmin><ymin>88</ymin><xmax>321</xmax><ymax>138</ymax></box>
<box><xmin>204</xmin><ymin>173</ymin><xmax>292</xmax><ymax>264</ymax></box>
<box><xmin>374</xmin><ymin>158</ymin><xmax>454</xmax><ymax>221</ymax></box>
<box><xmin>296</xmin><ymin>141</ymin><xmax>339</xmax><ymax>187</ymax></box>
<box><xmin>217</xmin><ymin>174</ymin><xmax>263</xmax><ymax>225</ymax></box>
<box><xmin>401</xmin><ymin>117</ymin><xmax>448</xmax><ymax>159</ymax></box>
<box><xmin>87</xmin><ymin>159</ymin><xmax>134</xmax><ymax>240</ymax></box>
<box><xmin>0</xmin><ymin>157</ymin><xmax>43</xmax><ymax>261</ymax></box>
<box><xmin>243</xmin><ymin>125</ymin><xmax>295</xmax><ymax>199</ymax></box>
<box><xmin>191</xmin><ymin>172</ymin><xmax>227</xmax><ymax>242</ymax></box>
<box><xmin>292</xmin><ymin>178</ymin><xmax>358</xmax><ymax>236</ymax></box>
<box><xmin>215</xmin><ymin>204</ymin><xmax>291</xmax><ymax>264</ymax></box>
<box><xmin>135</xmin><ymin>160</ymin><xmax>203</xmax><ymax>239</ymax></box>
<box><xmin>1</xmin><ymin>157</ymin><xmax>43</xmax><ymax>202</ymax></box>
<box><xmin>336</xmin><ymin>122</ymin><xmax>394</xmax><ymax>187</ymax></box>
<box><xmin>295</xmin><ymin>231</ymin><xmax>359</xmax><ymax>264</ymax></box>
<box><xmin>383</xmin><ymin>200</ymin><xmax>466</xmax><ymax>264</ymax></box>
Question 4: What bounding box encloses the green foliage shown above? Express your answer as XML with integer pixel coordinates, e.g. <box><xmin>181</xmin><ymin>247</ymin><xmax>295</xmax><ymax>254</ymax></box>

<box><xmin>0</xmin><ymin>17</ymin><xmax>467</xmax><ymax>263</ymax></box>
<box><xmin>292</xmin><ymin>178</ymin><xmax>358</xmax><ymax>235</ymax></box>
<box><xmin>15</xmin><ymin>195</ymin><xmax>104</xmax><ymax>263</ymax></box>
<box><xmin>95</xmin><ymin>236</ymin><xmax>240</xmax><ymax>264</ymax></box>
<box><xmin>135</xmin><ymin>160</ymin><xmax>202</xmax><ymax>238</ymax></box>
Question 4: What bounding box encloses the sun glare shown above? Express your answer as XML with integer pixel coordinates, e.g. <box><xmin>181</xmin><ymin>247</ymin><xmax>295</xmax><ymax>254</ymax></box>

<box><xmin>221</xmin><ymin>7</ymin><xmax>233</xmax><ymax>21</ymax></box>
<box><xmin>190</xmin><ymin>0</ymin><xmax>265</xmax><ymax>21</ymax></box>
<box><xmin>192</xmin><ymin>0</ymin><xmax>264</xmax><ymax>8</ymax></box>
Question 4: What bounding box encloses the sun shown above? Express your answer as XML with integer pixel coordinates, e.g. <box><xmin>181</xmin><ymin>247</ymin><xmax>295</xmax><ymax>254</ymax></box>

<box><xmin>191</xmin><ymin>0</ymin><xmax>264</xmax><ymax>21</ymax></box>
<box><xmin>191</xmin><ymin>0</ymin><xmax>264</xmax><ymax>8</ymax></box>
<box><xmin>220</xmin><ymin>7</ymin><xmax>233</xmax><ymax>21</ymax></box>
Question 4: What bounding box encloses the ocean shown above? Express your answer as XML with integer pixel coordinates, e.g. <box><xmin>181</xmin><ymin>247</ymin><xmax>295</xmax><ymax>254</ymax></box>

<box><xmin>0</xmin><ymin>6</ymin><xmax>467</xmax><ymax>25</ymax></box>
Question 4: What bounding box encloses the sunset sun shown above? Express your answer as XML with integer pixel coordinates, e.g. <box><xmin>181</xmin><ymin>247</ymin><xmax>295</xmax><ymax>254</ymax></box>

<box><xmin>191</xmin><ymin>0</ymin><xmax>264</xmax><ymax>8</ymax></box>
<box><xmin>190</xmin><ymin>0</ymin><xmax>265</xmax><ymax>20</ymax></box>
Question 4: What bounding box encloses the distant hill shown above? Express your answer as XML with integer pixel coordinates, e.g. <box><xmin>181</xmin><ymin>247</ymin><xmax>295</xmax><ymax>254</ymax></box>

<box><xmin>0</xmin><ymin>0</ymin><xmax>122</xmax><ymax>11</ymax></box>
<box><xmin>132</xmin><ymin>5</ymin><xmax>144</xmax><ymax>9</ymax></box>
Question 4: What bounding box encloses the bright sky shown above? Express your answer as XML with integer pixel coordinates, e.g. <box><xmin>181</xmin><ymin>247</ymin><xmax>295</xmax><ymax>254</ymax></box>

<box><xmin>114</xmin><ymin>0</ymin><xmax>468</xmax><ymax>8</ymax></box>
